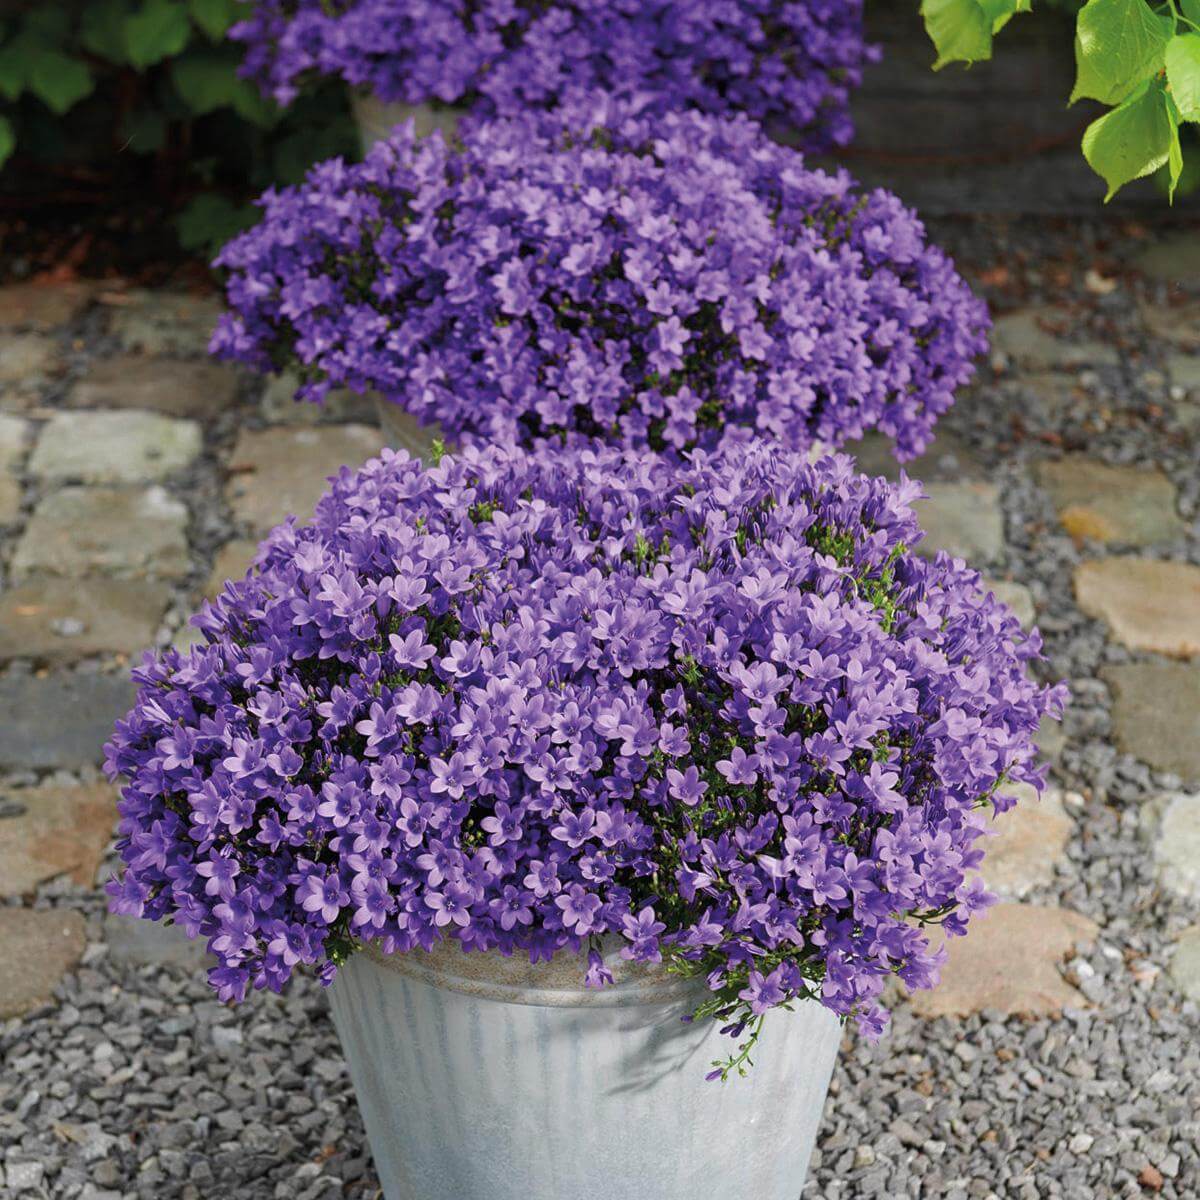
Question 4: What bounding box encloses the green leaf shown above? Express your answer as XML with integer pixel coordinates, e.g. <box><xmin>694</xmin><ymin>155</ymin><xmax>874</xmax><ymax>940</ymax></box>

<box><xmin>174</xmin><ymin>192</ymin><xmax>256</xmax><ymax>255</ymax></box>
<box><xmin>0</xmin><ymin>43</ymin><xmax>29</xmax><ymax>101</ymax></box>
<box><xmin>1167</xmin><ymin>119</ymin><xmax>1184</xmax><ymax>201</ymax></box>
<box><xmin>1183</xmin><ymin>0</ymin><xmax>1200</xmax><ymax>28</ymax></box>
<box><xmin>1082</xmin><ymin>81</ymin><xmax>1175</xmax><ymax>200</ymax></box>
<box><xmin>81</xmin><ymin>0</ymin><xmax>133</xmax><ymax>63</ymax></box>
<box><xmin>1071</xmin><ymin>0</ymin><xmax>1172</xmax><ymax>107</ymax></box>
<box><xmin>120</xmin><ymin>108</ymin><xmax>168</xmax><ymax>154</ymax></box>
<box><xmin>124</xmin><ymin>0</ymin><xmax>192</xmax><ymax>70</ymax></box>
<box><xmin>172</xmin><ymin>51</ymin><xmax>241</xmax><ymax>113</ymax></box>
<box><xmin>26</xmin><ymin>50</ymin><xmax>94</xmax><ymax>115</ymax></box>
<box><xmin>188</xmin><ymin>0</ymin><xmax>240</xmax><ymax>41</ymax></box>
<box><xmin>172</xmin><ymin>49</ymin><xmax>277</xmax><ymax>124</ymax></box>
<box><xmin>1166</xmin><ymin>33</ymin><xmax>1200</xmax><ymax>122</ymax></box>
<box><xmin>0</xmin><ymin>115</ymin><xmax>14</xmax><ymax>170</ymax></box>
<box><xmin>921</xmin><ymin>0</ymin><xmax>995</xmax><ymax>68</ymax></box>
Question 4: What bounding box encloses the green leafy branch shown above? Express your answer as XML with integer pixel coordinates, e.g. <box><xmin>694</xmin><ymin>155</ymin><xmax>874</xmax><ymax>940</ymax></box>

<box><xmin>920</xmin><ymin>0</ymin><xmax>1200</xmax><ymax>200</ymax></box>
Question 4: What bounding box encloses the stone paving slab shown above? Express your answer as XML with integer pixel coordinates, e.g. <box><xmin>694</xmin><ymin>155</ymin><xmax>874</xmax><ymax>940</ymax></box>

<box><xmin>842</xmin><ymin>428</ymin><xmax>984</xmax><ymax>483</ymax></box>
<box><xmin>0</xmin><ymin>332</ymin><xmax>57</xmax><ymax>390</ymax></box>
<box><xmin>910</xmin><ymin>903</ymin><xmax>1099</xmax><ymax>1018</ymax></box>
<box><xmin>914</xmin><ymin>482</ymin><xmax>1005</xmax><ymax>563</ymax></box>
<box><xmin>980</xmin><ymin>784</ymin><xmax>1076</xmax><ymax>898</ymax></box>
<box><xmin>0</xmin><ymin>476</ymin><xmax>20</xmax><ymax>523</ymax></box>
<box><xmin>102</xmin><ymin>913</ymin><xmax>212</xmax><ymax>970</ymax></box>
<box><xmin>984</xmin><ymin>579</ymin><xmax>1035</xmax><ymax>628</ymax></box>
<box><xmin>0</xmin><ymin>411</ymin><xmax>28</xmax><ymax>468</ymax></box>
<box><xmin>0</xmin><ymin>577</ymin><xmax>169</xmax><ymax>664</ymax></box>
<box><xmin>1036</xmin><ymin>457</ymin><xmax>1186</xmax><ymax>547</ymax></box>
<box><xmin>204</xmin><ymin>538</ymin><xmax>260</xmax><ymax>599</ymax></box>
<box><xmin>990</xmin><ymin>307</ymin><xmax>1119</xmax><ymax>370</ymax></box>
<box><xmin>1076</xmin><ymin>558</ymin><xmax>1200</xmax><ymax>658</ymax></box>
<box><xmin>0</xmin><ymin>908</ymin><xmax>87</xmax><ymax>1018</ymax></box>
<box><xmin>0</xmin><ymin>782</ymin><xmax>117</xmax><ymax>895</ymax></box>
<box><xmin>28</xmin><ymin>410</ymin><xmax>203</xmax><ymax>485</ymax></box>
<box><xmin>105</xmin><ymin>289</ymin><xmax>223</xmax><ymax>357</ymax></box>
<box><xmin>226</xmin><ymin>424</ymin><xmax>386</xmax><ymax>533</ymax></box>
<box><xmin>1136</xmin><ymin>230</ymin><xmax>1200</xmax><ymax>284</ymax></box>
<box><xmin>0</xmin><ymin>672</ymin><xmax>136</xmax><ymax>770</ymax></box>
<box><xmin>0</xmin><ymin>281</ymin><xmax>93</xmax><ymax>330</ymax></box>
<box><xmin>262</xmin><ymin>371</ymin><xmax>375</xmax><ymax>425</ymax></box>
<box><xmin>1145</xmin><ymin>792</ymin><xmax>1200</xmax><ymax>904</ymax></box>
<box><xmin>67</xmin><ymin>355</ymin><xmax>240</xmax><ymax>418</ymax></box>
<box><xmin>1105</xmin><ymin>661</ymin><xmax>1200</xmax><ymax>784</ymax></box>
<box><xmin>1137</xmin><ymin>298</ymin><xmax>1200</xmax><ymax>351</ymax></box>
<box><xmin>11</xmin><ymin>485</ymin><xmax>190</xmax><ymax>580</ymax></box>
<box><xmin>1169</xmin><ymin>927</ymin><xmax>1200</xmax><ymax>1001</ymax></box>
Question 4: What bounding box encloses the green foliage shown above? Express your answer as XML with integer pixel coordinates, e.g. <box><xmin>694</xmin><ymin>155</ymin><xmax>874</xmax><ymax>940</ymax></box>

<box><xmin>0</xmin><ymin>0</ymin><xmax>356</xmax><ymax>256</ymax></box>
<box><xmin>921</xmin><ymin>0</ymin><xmax>1200</xmax><ymax>202</ymax></box>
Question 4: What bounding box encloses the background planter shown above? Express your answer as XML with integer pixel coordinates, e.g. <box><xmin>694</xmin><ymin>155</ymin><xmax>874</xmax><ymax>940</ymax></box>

<box><xmin>328</xmin><ymin>941</ymin><xmax>842</xmax><ymax>1200</ymax></box>
<box><xmin>350</xmin><ymin>92</ymin><xmax>464</xmax><ymax>153</ymax></box>
<box><xmin>374</xmin><ymin>397</ymin><xmax>441</xmax><ymax>461</ymax></box>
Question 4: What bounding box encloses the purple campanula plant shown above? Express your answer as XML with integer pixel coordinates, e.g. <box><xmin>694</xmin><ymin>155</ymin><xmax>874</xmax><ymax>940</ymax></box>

<box><xmin>210</xmin><ymin>106</ymin><xmax>989</xmax><ymax>462</ymax></box>
<box><xmin>231</xmin><ymin>0</ymin><xmax>874</xmax><ymax>153</ymax></box>
<box><xmin>105</xmin><ymin>442</ymin><xmax>1065</xmax><ymax>1075</ymax></box>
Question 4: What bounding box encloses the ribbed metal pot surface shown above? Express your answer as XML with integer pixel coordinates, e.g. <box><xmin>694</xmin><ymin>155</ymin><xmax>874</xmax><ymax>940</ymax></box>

<box><xmin>350</xmin><ymin>93</ymin><xmax>463</xmax><ymax>153</ymax></box>
<box><xmin>328</xmin><ymin>941</ymin><xmax>842</xmax><ymax>1200</ymax></box>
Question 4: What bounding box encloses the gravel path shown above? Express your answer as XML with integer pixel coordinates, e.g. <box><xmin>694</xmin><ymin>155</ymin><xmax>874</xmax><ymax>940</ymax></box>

<box><xmin>1</xmin><ymin>214</ymin><xmax>1198</xmax><ymax>1199</ymax></box>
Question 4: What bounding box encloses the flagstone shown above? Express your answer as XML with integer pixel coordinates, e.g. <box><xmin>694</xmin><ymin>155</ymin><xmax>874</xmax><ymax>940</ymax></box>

<box><xmin>0</xmin><ymin>672</ymin><xmax>136</xmax><ymax>770</ymax></box>
<box><xmin>914</xmin><ymin>482</ymin><xmax>1005</xmax><ymax>563</ymax></box>
<box><xmin>1138</xmin><ymin>298</ymin><xmax>1200</xmax><ymax>351</ymax></box>
<box><xmin>1075</xmin><ymin>558</ymin><xmax>1200</xmax><ymax>658</ymax></box>
<box><xmin>984</xmin><ymin>579</ymin><xmax>1035</xmax><ymax>629</ymax></box>
<box><xmin>0</xmin><ymin>332</ymin><xmax>57</xmax><ymax>386</ymax></box>
<box><xmin>1167</xmin><ymin>353</ymin><xmax>1200</xmax><ymax>392</ymax></box>
<box><xmin>29</xmin><ymin>410</ymin><xmax>202</xmax><ymax>484</ymax></box>
<box><xmin>991</xmin><ymin>307</ymin><xmax>1119</xmax><ymax>370</ymax></box>
<box><xmin>11</xmin><ymin>485</ymin><xmax>190</xmax><ymax>581</ymax></box>
<box><xmin>0</xmin><ymin>908</ymin><xmax>87</xmax><ymax>1018</ymax></box>
<box><xmin>979</xmin><ymin>784</ymin><xmax>1076</xmax><ymax>899</ymax></box>
<box><xmin>0</xmin><ymin>782</ymin><xmax>117</xmax><ymax>895</ymax></box>
<box><xmin>107</xmin><ymin>289</ymin><xmax>223</xmax><ymax>357</ymax></box>
<box><xmin>910</xmin><ymin>903</ymin><xmax>1098</xmax><ymax>1018</ymax></box>
<box><xmin>0</xmin><ymin>281</ymin><xmax>93</xmax><ymax>330</ymax></box>
<box><xmin>0</xmin><ymin>412</ymin><xmax>28</xmax><ymax>468</ymax></box>
<box><xmin>205</xmin><ymin>538</ymin><xmax>260</xmax><ymax>599</ymax></box>
<box><xmin>0</xmin><ymin>577</ymin><xmax>169</xmax><ymax>663</ymax></box>
<box><xmin>1168</xmin><ymin>927</ymin><xmax>1200</xmax><ymax>1002</ymax></box>
<box><xmin>1036</xmin><ymin>457</ymin><xmax>1186</xmax><ymax>547</ymax></box>
<box><xmin>1135</xmin><ymin>230</ymin><xmax>1200</xmax><ymax>285</ymax></box>
<box><xmin>841</xmin><ymin>428</ymin><xmax>984</xmax><ymax>484</ymax></box>
<box><xmin>226</xmin><ymin>424</ymin><xmax>386</xmax><ymax>533</ymax></box>
<box><xmin>67</xmin><ymin>355</ymin><xmax>240</xmax><ymax>418</ymax></box>
<box><xmin>0</xmin><ymin>477</ymin><xmax>20</xmax><ymax>523</ymax></box>
<box><xmin>1105</xmin><ymin>661</ymin><xmax>1200</xmax><ymax>783</ymax></box>
<box><xmin>1146</xmin><ymin>792</ymin><xmax>1200</xmax><ymax>903</ymax></box>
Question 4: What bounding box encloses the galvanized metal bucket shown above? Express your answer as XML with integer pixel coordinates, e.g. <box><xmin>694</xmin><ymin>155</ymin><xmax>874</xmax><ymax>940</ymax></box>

<box><xmin>327</xmin><ymin>940</ymin><xmax>842</xmax><ymax>1200</ymax></box>
<box><xmin>350</xmin><ymin>92</ymin><xmax>464</xmax><ymax>153</ymax></box>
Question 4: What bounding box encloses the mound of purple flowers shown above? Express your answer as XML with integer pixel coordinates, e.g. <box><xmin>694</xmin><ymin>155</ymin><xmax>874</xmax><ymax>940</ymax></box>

<box><xmin>211</xmin><ymin>108</ymin><xmax>989</xmax><ymax>461</ymax></box>
<box><xmin>232</xmin><ymin>0</ymin><xmax>873</xmax><ymax>152</ymax></box>
<box><xmin>106</xmin><ymin>441</ymin><xmax>1064</xmax><ymax>1052</ymax></box>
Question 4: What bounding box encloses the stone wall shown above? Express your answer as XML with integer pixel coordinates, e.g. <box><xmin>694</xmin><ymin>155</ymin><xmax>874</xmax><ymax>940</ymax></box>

<box><xmin>834</xmin><ymin>3</ymin><xmax>1171</xmax><ymax>215</ymax></box>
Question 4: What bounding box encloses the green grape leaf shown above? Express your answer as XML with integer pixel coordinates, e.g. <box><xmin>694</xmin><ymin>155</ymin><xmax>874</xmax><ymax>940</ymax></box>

<box><xmin>174</xmin><ymin>193</ymin><xmax>256</xmax><ymax>255</ymax></box>
<box><xmin>26</xmin><ymin>50</ymin><xmax>94</xmax><ymax>115</ymax></box>
<box><xmin>921</xmin><ymin>0</ymin><xmax>995</xmax><ymax>68</ymax></box>
<box><xmin>188</xmin><ymin>0</ymin><xmax>240</xmax><ymax>41</ymax></box>
<box><xmin>0</xmin><ymin>42</ymin><xmax>29</xmax><ymax>101</ymax></box>
<box><xmin>1166</xmin><ymin>33</ymin><xmax>1200</xmax><ymax>122</ymax></box>
<box><xmin>1184</xmin><ymin>0</ymin><xmax>1200</xmax><ymax>27</ymax></box>
<box><xmin>172</xmin><ymin>49</ymin><xmax>277</xmax><ymax>124</ymax></box>
<box><xmin>125</xmin><ymin>0</ymin><xmax>192</xmax><ymax>70</ymax></box>
<box><xmin>980</xmin><ymin>0</ymin><xmax>1028</xmax><ymax>32</ymax></box>
<box><xmin>0</xmin><ymin>115</ymin><xmax>14</xmax><ymax>169</ymax></box>
<box><xmin>1071</xmin><ymin>0</ymin><xmax>1172</xmax><ymax>107</ymax></box>
<box><xmin>1082</xmin><ymin>81</ymin><xmax>1175</xmax><ymax>200</ymax></box>
<box><xmin>81</xmin><ymin>0</ymin><xmax>133</xmax><ymax>63</ymax></box>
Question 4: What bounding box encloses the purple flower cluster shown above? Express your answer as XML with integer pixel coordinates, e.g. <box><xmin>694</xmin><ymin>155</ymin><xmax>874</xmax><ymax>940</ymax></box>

<box><xmin>231</xmin><ymin>0</ymin><xmax>873</xmax><ymax>152</ymax></box>
<box><xmin>211</xmin><ymin>108</ymin><xmax>989</xmax><ymax>461</ymax></box>
<box><xmin>106</xmin><ymin>442</ymin><xmax>1064</xmax><ymax>1044</ymax></box>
